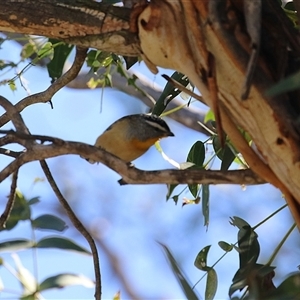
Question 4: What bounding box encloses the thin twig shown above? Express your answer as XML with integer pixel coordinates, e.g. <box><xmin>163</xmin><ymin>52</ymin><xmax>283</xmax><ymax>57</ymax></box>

<box><xmin>0</xmin><ymin>148</ymin><xmax>23</xmax><ymax>158</ymax></box>
<box><xmin>0</xmin><ymin>135</ymin><xmax>20</xmax><ymax>147</ymax></box>
<box><xmin>0</xmin><ymin>129</ymin><xmax>65</xmax><ymax>145</ymax></box>
<box><xmin>0</xmin><ymin>96</ymin><xmax>30</xmax><ymax>134</ymax></box>
<box><xmin>162</xmin><ymin>74</ymin><xmax>204</xmax><ymax>104</ymax></box>
<box><xmin>0</xmin><ymin>170</ymin><xmax>18</xmax><ymax>228</ymax></box>
<box><xmin>0</xmin><ymin>47</ymin><xmax>88</xmax><ymax>127</ymax></box>
<box><xmin>40</xmin><ymin>160</ymin><xmax>101</xmax><ymax>300</ymax></box>
<box><xmin>266</xmin><ymin>222</ymin><xmax>296</xmax><ymax>266</ymax></box>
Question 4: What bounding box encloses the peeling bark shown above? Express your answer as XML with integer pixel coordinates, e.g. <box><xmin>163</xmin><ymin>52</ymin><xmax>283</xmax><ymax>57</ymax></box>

<box><xmin>0</xmin><ymin>0</ymin><xmax>140</xmax><ymax>56</ymax></box>
<box><xmin>136</xmin><ymin>0</ymin><xmax>300</xmax><ymax>226</ymax></box>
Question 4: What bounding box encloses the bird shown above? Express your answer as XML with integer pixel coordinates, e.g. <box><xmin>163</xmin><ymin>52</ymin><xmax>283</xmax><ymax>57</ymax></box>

<box><xmin>91</xmin><ymin>113</ymin><xmax>174</xmax><ymax>162</ymax></box>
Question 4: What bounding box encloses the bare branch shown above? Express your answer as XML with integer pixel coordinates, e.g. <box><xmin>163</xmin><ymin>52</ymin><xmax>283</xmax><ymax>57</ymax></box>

<box><xmin>0</xmin><ymin>129</ymin><xmax>65</xmax><ymax>145</ymax></box>
<box><xmin>40</xmin><ymin>160</ymin><xmax>101</xmax><ymax>300</ymax></box>
<box><xmin>0</xmin><ymin>135</ymin><xmax>21</xmax><ymax>147</ymax></box>
<box><xmin>0</xmin><ymin>170</ymin><xmax>18</xmax><ymax>228</ymax></box>
<box><xmin>0</xmin><ymin>136</ymin><xmax>265</xmax><ymax>186</ymax></box>
<box><xmin>0</xmin><ymin>148</ymin><xmax>23</xmax><ymax>158</ymax></box>
<box><xmin>0</xmin><ymin>96</ymin><xmax>30</xmax><ymax>134</ymax></box>
<box><xmin>0</xmin><ymin>47</ymin><xmax>88</xmax><ymax>128</ymax></box>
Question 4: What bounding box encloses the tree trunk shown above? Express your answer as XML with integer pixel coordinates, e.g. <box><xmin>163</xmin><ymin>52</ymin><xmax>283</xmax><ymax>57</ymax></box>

<box><xmin>136</xmin><ymin>0</ymin><xmax>300</xmax><ymax>225</ymax></box>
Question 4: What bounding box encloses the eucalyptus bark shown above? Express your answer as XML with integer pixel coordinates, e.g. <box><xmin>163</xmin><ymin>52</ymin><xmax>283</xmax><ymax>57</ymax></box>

<box><xmin>0</xmin><ymin>0</ymin><xmax>139</xmax><ymax>56</ymax></box>
<box><xmin>136</xmin><ymin>0</ymin><xmax>300</xmax><ymax>226</ymax></box>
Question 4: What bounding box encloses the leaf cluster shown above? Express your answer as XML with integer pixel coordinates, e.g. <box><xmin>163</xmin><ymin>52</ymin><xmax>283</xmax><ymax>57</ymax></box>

<box><xmin>0</xmin><ymin>191</ymin><xmax>93</xmax><ymax>299</ymax></box>
<box><xmin>163</xmin><ymin>216</ymin><xmax>299</xmax><ymax>300</ymax></box>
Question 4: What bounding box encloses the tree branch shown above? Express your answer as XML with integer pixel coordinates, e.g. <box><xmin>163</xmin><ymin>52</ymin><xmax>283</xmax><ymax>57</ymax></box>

<box><xmin>0</xmin><ymin>0</ymin><xmax>139</xmax><ymax>56</ymax></box>
<box><xmin>40</xmin><ymin>160</ymin><xmax>101</xmax><ymax>300</ymax></box>
<box><xmin>0</xmin><ymin>47</ymin><xmax>88</xmax><ymax>128</ymax></box>
<box><xmin>0</xmin><ymin>148</ymin><xmax>23</xmax><ymax>158</ymax></box>
<box><xmin>0</xmin><ymin>170</ymin><xmax>18</xmax><ymax>228</ymax></box>
<box><xmin>0</xmin><ymin>134</ymin><xmax>265</xmax><ymax>186</ymax></box>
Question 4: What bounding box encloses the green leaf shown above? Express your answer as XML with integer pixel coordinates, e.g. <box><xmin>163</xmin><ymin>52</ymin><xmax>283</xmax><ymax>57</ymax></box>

<box><xmin>220</xmin><ymin>144</ymin><xmax>235</xmax><ymax>171</ymax></box>
<box><xmin>189</xmin><ymin>184</ymin><xmax>199</xmax><ymax>198</ymax></box>
<box><xmin>123</xmin><ymin>56</ymin><xmax>138</xmax><ymax>69</ymax></box>
<box><xmin>38</xmin><ymin>273</ymin><xmax>94</xmax><ymax>291</ymax></box>
<box><xmin>267</xmin><ymin>272</ymin><xmax>300</xmax><ymax>299</ymax></box>
<box><xmin>47</xmin><ymin>40</ymin><xmax>73</xmax><ymax>83</ymax></box>
<box><xmin>238</xmin><ymin>225</ymin><xmax>260</xmax><ymax>268</ymax></box>
<box><xmin>152</xmin><ymin>72</ymin><xmax>190</xmax><ymax>116</ymax></box>
<box><xmin>213</xmin><ymin>135</ymin><xmax>236</xmax><ymax>169</ymax></box>
<box><xmin>166</xmin><ymin>184</ymin><xmax>178</xmax><ymax>200</ymax></box>
<box><xmin>172</xmin><ymin>195</ymin><xmax>179</xmax><ymax>204</ymax></box>
<box><xmin>37</xmin><ymin>41</ymin><xmax>54</xmax><ymax>60</ymax></box>
<box><xmin>230</xmin><ymin>216</ymin><xmax>250</xmax><ymax>229</ymax></box>
<box><xmin>266</xmin><ymin>70</ymin><xmax>300</xmax><ymax>97</ymax></box>
<box><xmin>187</xmin><ymin>141</ymin><xmax>205</xmax><ymax>167</ymax></box>
<box><xmin>1</xmin><ymin>191</ymin><xmax>31</xmax><ymax>231</ymax></box>
<box><xmin>8</xmin><ymin>80</ymin><xmax>17</xmax><ymax>92</ymax></box>
<box><xmin>212</xmin><ymin>135</ymin><xmax>223</xmax><ymax>160</ymax></box>
<box><xmin>187</xmin><ymin>141</ymin><xmax>205</xmax><ymax>197</ymax></box>
<box><xmin>28</xmin><ymin>197</ymin><xmax>40</xmax><ymax>205</ymax></box>
<box><xmin>0</xmin><ymin>60</ymin><xmax>17</xmax><ymax>71</ymax></box>
<box><xmin>284</xmin><ymin>1</ymin><xmax>295</xmax><ymax>11</ymax></box>
<box><xmin>230</xmin><ymin>264</ymin><xmax>276</xmax><ymax>298</ymax></box>
<box><xmin>37</xmin><ymin>237</ymin><xmax>91</xmax><ymax>254</ymax></box>
<box><xmin>86</xmin><ymin>50</ymin><xmax>98</xmax><ymax>67</ymax></box>
<box><xmin>32</xmin><ymin>214</ymin><xmax>67</xmax><ymax>232</ymax></box>
<box><xmin>205</xmin><ymin>268</ymin><xmax>218</xmax><ymax>300</ymax></box>
<box><xmin>202</xmin><ymin>184</ymin><xmax>210</xmax><ymax>227</ymax></box>
<box><xmin>229</xmin><ymin>269</ymin><xmax>248</xmax><ymax>297</ymax></box>
<box><xmin>230</xmin><ymin>217</ymin><xmax>260</xmax><ymax>269</ymax></box>
<box><xmin>194</xmin><ymin>245</ymin><xmax>211</xmax><ymax>271</ymax></box>
<box><xmin>160</xmin><ymin>243</ymin><xmax>199</xmax><ymax>300</ymax></box>
<box><xmin>218</xmin><ymin>241</ymin><xmax>233</xmax><ymax>252</ymax></box>
<box><xmin>0</xmin><ymin>239</ymin><xmax>33</xmax><ymax>252</ymax></box>
<box><xmin>21</xmin><ymin>42</ymin><xmax>37</xmax><ymax>59</ymax></box>
<box><xmin>86</xmin><ymin>50</ymin><xmax>114</xmax><ymax>72</ymax></box>
<box><xmin>204</xmin><ymin>109</ymin><xmax>215</xmax><ymax>123</ymax></box>
<box><xmin>113</xmin><ymin>291</ymin><xmax>121</xmax><ymax>300</ymax></box>
<box><xmin>87</xmin><ymin>77</ymin><xmax>104</xmax><ymax>89</ymax></box>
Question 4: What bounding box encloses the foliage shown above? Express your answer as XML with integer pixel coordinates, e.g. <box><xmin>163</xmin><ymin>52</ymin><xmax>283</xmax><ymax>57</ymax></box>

<box><xmin>1</xmin><ymin>0</ymin><xmax>300</xmax><ymax>299</ymax></box>
<box><xmin>163</xmin><ymin>215</ymin><xmax>299</xmax><ymax>300</ymax></box>
<box><xmin>0</xmin><ymin>191</ymin><xmax>93</xmax><ymax>299</ymax></box>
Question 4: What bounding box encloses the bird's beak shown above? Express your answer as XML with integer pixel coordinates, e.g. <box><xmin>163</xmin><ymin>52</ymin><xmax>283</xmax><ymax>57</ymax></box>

<box><xmin>167</xmin><ymin>131</ymin><xmax>175</xmax><ymax>137</ymax></box>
